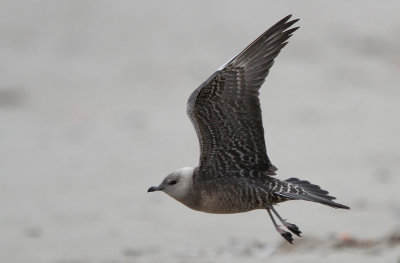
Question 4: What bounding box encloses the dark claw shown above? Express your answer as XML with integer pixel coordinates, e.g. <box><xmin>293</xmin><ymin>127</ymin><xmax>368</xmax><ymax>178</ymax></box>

<box><xmin>281</xmin><ymin>231</ymin><xmax>293</xmax><ymax>244</ymax></box>
<box><xmin>286</xmin><ymin>223</ymin><xmax>302</xmax><ymax>237</ymax></box>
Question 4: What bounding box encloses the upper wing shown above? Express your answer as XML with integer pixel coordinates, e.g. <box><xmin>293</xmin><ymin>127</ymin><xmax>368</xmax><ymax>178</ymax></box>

<box><xmin>187</xmin><ymin>15</ymin><xmax>299</xmax><ymax>178</ymax></box>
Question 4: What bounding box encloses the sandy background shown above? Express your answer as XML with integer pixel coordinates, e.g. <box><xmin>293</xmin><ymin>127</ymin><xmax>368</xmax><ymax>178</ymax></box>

<box><xmin>1</xmin><ymin>1</ymin><xmax>399</xmax><ymax>262</ymax></box>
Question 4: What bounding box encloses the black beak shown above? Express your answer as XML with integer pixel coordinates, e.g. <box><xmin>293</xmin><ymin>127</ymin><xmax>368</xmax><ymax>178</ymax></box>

<box><xmin>147</xmin><ymin>186</ymin><xmax>161</xmax><ymax>192</ymax></box>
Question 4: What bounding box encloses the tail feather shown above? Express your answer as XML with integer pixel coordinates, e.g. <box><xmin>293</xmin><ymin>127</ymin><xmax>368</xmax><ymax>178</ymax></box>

<box><xmin>280</xmin><ymin>177</ymin><xmax>350</xmax><ymax>209</ymax></box>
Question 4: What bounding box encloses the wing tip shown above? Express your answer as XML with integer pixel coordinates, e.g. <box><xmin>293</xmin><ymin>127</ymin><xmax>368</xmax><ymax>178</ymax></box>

<box><xmin>275</xmin><ymin>15</ymin><xmax>300</xmax><ymax>37</ymax></box>
<box><xmin>276</xmin><ymin>14</ymin><xmax>300</xmax><ymax>27</ymax></box>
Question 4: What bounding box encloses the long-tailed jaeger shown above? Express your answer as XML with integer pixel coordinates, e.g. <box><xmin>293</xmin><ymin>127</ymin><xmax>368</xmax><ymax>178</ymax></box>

<box><xmin>148</xmin><ymin>15</ymin><xmax>349</xmax><ymax>244</ymax></box>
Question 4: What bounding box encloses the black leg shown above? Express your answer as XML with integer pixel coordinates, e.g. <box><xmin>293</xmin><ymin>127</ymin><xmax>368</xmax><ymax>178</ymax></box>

<box><xmin>266</xmin><ymin>207</ymin><xmax>293</xmax><ymax>244</ymax></box>
<box><xmin>269</xmin><ymin>205</ymin><xmax>302</xmax><ymax>237</ymax></box>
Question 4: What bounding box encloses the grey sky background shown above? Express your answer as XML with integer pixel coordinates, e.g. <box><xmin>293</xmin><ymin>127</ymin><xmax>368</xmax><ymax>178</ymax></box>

<box><xmin>1</xmin><ymin>1</ymin><xmax>399</xmax><ymax>262</ymax></box>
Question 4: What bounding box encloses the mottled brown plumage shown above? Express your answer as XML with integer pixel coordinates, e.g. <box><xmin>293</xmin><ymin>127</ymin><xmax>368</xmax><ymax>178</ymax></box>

<box><xmin>148</xmin><ymin>15</ymin><xmax>349</xmax><ymax>244</ymax></box>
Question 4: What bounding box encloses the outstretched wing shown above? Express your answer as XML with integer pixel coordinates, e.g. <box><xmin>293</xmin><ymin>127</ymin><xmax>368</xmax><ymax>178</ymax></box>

<box><xmin>187</xmin><ymin>15</ymin><xmax>299</xmax><ymax>179</ymax></box>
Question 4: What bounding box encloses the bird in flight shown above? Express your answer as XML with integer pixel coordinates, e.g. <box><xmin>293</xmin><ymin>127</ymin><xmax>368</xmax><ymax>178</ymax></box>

<box><xmin>148</xmin><ymin>15</ymin><xmax>349</xmax><ymax>244</ymax></box>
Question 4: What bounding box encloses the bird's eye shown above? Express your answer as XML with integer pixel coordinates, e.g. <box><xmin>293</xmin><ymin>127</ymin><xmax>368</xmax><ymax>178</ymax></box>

<box><xmin>168</xmin><ymin>180</ymin><xmax>177</xmax><ymax>185</ymax></box>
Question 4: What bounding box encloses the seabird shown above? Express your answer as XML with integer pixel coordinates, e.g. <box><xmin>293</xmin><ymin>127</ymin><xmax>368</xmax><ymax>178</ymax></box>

<box><xmin>148</xmin><ymin>15</ymin><xmax>349</xmax><ymax>244</ymax></box>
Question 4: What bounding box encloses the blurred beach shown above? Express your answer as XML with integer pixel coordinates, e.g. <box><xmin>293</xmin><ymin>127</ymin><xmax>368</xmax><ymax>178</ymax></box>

<box><xmin>0</xmin><ymin>1</ymin><xmax>399</xmax><ymax>262</ymax></box>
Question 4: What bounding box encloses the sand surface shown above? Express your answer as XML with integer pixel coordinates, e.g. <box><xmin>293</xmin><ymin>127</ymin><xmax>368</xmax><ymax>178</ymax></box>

<box><xmin>1</xmin><ymin>1</ymin><xmax>399</xmax><ymax>262</ymax></box>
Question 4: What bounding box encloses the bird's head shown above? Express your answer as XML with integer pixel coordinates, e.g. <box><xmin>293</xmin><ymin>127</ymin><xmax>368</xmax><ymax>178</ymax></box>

<box><xmin>148</xmin><ymin>167</ymin><xmax>195</xmax><ymax>201</ymax></box>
